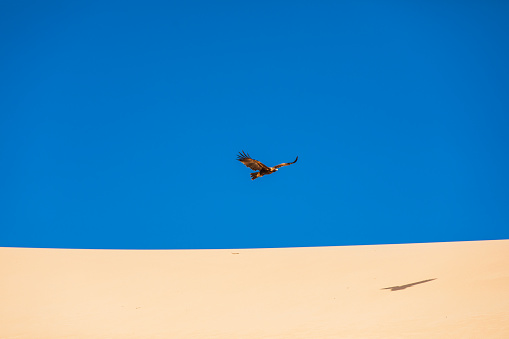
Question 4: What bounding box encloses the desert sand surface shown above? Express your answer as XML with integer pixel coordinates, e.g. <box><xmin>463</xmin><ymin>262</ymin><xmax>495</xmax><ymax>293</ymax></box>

<box><xmin>1</xmin><ymin>240</ymin><xmax>508</xmax><ymax>338</ymax></box>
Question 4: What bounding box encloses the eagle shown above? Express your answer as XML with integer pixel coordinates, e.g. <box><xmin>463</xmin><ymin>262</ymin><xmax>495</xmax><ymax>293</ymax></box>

<box><xmin>237</xmin><ymin>151</ymin><xmax>298</xmax><ymax>180</ymax></box>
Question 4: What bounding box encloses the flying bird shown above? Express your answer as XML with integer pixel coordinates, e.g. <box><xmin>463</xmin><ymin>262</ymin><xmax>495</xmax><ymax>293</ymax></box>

<box><xmin>237</xmin><ymin>151</ymin><xmax>298</xmax><ymax>180</ymax></box>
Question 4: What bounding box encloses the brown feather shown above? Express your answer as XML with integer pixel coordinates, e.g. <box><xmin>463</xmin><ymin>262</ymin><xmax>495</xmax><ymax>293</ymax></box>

<box><xmin>237</xmin><ymin>151</ymin><xmax>298</xmax><ymax>180</ymax></box>
<box><xmin>236</xmin><ymin>151</ymin><xmax>270</xmax><ymax>171</ymax></box>
<box><xmin>273</xmin><ymin>156</ymin><xmax>298</xmax><ymax>169</ymax></box>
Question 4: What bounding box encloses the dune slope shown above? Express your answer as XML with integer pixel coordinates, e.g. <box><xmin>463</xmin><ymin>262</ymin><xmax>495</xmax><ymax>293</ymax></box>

<box><xmin>1</xmin><ymin>240</ymin><xmax>508</xmax><ymax>338</ymax></box>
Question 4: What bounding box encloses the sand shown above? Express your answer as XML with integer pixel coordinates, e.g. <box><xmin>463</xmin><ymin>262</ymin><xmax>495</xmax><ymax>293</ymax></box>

<box><xmin>1</xmin><ymin>239</ymin><xmax>508</xmax><ymax>338</ymax></box>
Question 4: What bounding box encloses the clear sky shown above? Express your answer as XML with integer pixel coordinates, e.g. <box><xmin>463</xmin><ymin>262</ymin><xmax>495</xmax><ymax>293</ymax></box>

<box><xmin>1</xmin><ymin>1</ymin><xmax>508</xmax><ymax>249</ymax></box>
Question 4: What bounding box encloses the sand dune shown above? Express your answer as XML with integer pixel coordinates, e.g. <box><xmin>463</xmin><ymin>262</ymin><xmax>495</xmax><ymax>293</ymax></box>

<box><xmin>1</xmin><ymin>240</ymin><xmax>508</xmax><ymax>338</ymax></box>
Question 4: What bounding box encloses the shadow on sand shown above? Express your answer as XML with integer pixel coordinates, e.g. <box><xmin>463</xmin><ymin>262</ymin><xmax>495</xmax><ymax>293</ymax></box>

<box><xmin>381</xmin><ymin>278</ymin><xmax>437</xmax><ymax>291</ymax></box>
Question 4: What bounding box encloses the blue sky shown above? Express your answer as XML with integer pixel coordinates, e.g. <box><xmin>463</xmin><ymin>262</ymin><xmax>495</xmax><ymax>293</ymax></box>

<box><xmin>1</xmin><ymin>1</ymin><xmax>508</xmax><ymax>249</ymax></box>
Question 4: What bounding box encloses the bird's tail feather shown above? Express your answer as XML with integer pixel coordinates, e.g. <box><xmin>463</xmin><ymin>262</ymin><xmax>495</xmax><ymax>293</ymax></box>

<box><xmin>250</xmin><ymin>172</ymin><xmax>260</xmax><ymax>180</ymax></box>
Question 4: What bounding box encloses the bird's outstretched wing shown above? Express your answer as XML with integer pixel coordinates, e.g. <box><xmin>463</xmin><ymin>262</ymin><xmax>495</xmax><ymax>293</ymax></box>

<box><xmin>274</xmin><ymin>156</ymin><xmax>298</xmax><ymax>169</ymax></box>
<box><xmin>237</xmin><ymin>151</ymin><xmax>270</xmax><ymax>171</ymax></box>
